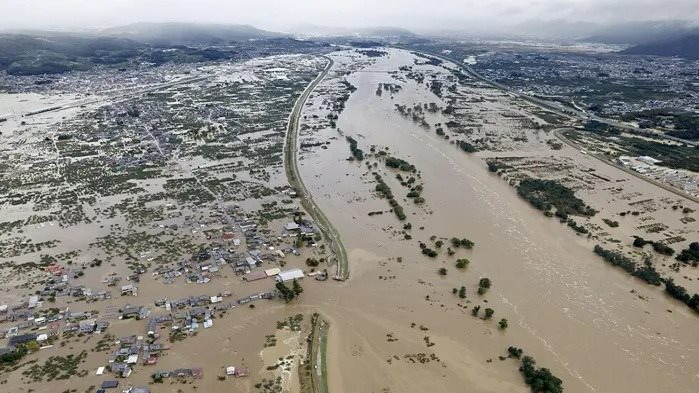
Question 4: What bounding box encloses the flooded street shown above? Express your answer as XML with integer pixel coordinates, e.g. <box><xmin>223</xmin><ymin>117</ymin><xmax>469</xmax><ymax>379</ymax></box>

<box><xmin>298</xmin><ymin>49</ymin><xmax>699</xmax><ymax>393</ymax></box>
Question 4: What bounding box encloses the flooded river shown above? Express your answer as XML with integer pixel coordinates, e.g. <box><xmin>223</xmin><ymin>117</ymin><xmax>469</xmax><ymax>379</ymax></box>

<box><xmin>298</xmin><ymin>49</ymin><xmax>699</xmax><ymax>393</ymax></box>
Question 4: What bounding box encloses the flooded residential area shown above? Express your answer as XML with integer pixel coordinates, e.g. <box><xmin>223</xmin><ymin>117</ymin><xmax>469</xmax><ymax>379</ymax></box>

<box><xmin>0</xmin><ymin>15</ymin><xmax>698</xmax><ymax>393</ymax></box>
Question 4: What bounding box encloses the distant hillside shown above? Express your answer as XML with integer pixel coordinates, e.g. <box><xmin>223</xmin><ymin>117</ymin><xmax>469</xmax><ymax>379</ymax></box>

<box><xmin>622</xmin><ymin>34</ymin><xmax>699</xmax><ymax>59</ymax></box>
<box><xmin>0</xmin><ymin>33</ymin><xmax>144</xmax><ymax>75</ymax></box>
<box><xmin>503</xmin><ymin>19</ymin><xmax>697</xmax><ymax>45</ymax></box>
<box><xmin>582</xmin><ymin>21</ymin><xmax>697</xmax><ymax>44</ymax></box>
<box><xmin>102</xmin><ymin>22</ymin><xmax>285</xmax><ymax>45</ymax></box>
<box><xmin>0</xmin><ymin>26</ymin><xmax>326</xmax><ymax>76</ymax></box>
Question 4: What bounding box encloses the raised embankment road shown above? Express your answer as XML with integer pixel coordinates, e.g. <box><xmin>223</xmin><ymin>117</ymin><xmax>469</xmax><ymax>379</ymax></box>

<box><xmin>284</xmin><ymin>56</ymin><xmax>349</xmax><ymax>281</ymax></box>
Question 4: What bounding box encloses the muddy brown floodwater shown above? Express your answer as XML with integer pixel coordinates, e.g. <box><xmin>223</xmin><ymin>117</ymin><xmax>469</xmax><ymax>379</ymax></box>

<box><xmin>297</xmin><ymin>49</ymin><xmax>699</xmax><ymax>393</ymax></box>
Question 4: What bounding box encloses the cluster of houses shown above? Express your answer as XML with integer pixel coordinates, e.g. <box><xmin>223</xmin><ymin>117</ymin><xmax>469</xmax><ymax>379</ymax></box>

<box><xmin>97</xmin><ymin>379</ymin><xmax>150</xmax><ymax>393</ymax></box>
<box><xmin>148</xmin><ymin>290</ymin><xmax>276</xmax><ymax>330</ymax></box>
<box><xmin>225</xmin><ymin>365</ymin><xmax>249</xmax><ymax>377</ymax></box>
<box><xmin>152</xmin><ymin>367</ymin><xmax>204</xmax><ymax>380</ymax></box>
<box><xmin>40</xmin><ymin>266</ymin><xmax>139</xmax><ymax>303</ymax></box>
<box><xmin>96</xmin><ymin>290</ymin><xmax>277</xmax><ymax>380</ymax></box>
<box><xmin>151</xmin><ymin>216</ymin><xmax>315</xmax><ymax>286</ymax></box>
<box><xmin>0</xmin><ymin>303</ymin><xmax>115</xmax><ymax>356</ymax></box>
<box><xmin>0</xmin><ymin>206</ymin><xmax>321</xmax><ymax>385</ymax></box>
<box><xmin>616</xmin><ymin>155</ymin><xmax>699</xmax><ymax>194</ymax></box>
<box><xmin>102</xmin><ymin>335</ymin><xmax>165</xmax><ymax>378</ymax></box>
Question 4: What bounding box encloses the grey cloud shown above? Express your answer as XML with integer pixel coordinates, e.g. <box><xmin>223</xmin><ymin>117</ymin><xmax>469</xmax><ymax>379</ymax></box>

<box><xmin>2</xmin><ymin>0</ymin><xmax>698</xmax><ymax>32</ymax></box>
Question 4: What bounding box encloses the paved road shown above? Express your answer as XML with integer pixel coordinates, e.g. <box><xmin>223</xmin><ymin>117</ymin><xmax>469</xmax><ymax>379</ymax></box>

<box><xmin>283</xmin><ymin>56</ymin><xmax>349</xmax><ymax>280</ymax></box>
<box><xmin>305</xmin><ymin>313</ymin><xmax>330</xmax><ymax>393</ymax></box>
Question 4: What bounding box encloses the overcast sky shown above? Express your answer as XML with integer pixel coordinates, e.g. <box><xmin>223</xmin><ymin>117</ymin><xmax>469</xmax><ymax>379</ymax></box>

<box><xmin>3</xmin><ymin>0</ymin><xmax>698</xmax><ymax>32</ymax></box>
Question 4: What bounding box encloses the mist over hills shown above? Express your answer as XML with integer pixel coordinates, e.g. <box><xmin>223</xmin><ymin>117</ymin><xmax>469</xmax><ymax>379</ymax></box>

<box><xmin>0</xmin><ymin>23</ymin><xmax>317</xmax><ymax>76</ymax></box>
<box><xmin>477</xmin><ymin>19</ymin><xmax>698</xmax><ymax>45</ymax></box>
<box><xmin>622</xmin><ymin>33</ymin><xmax>699</xmax><ymax>59</ymax></box>
<box><xmin>287</xmin><ymin>24</ymin><xmax>415</xmax><ymax>39</ymax></box>
<box><xmin>101</xmin><ymin>22</ymin><xmax>286</xmax><ymax>45</ymax></box>
<box><xmin>424</xmin><ymin>19</ymin><xmax>699</xmax><ymax>59</ymax></box>
<box><xmin>508</xmin><ymin>19</ymin><xmax>699</xmax><ymax>59</ymax></box>
<box><xmin>0</xmin><ymin>33</ymin><xmax>145</xmax><ymax>75</ymax></box>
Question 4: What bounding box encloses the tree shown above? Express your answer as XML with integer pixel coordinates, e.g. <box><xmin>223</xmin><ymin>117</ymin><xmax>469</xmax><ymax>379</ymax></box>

<box><xmin>26</xmin><ymin>341</ymin><xmax>40</xmax><ymax>352</ymax></box>
<box><xmin>633</xmin><ymin>237</ymin><xmax>647</xmax><ymax>247</ymax></box>
<box><xmin>458</xmin><ymin>286</ymin><xmax>466</xmax><ymax>299</ymax></box>
<box><xmin>519</xmin><ymin>356</ymin><xmax>563</xmax><ymax>393</ymax></box>
<box><xmin>450</xmin><ymin>237</ymin><xmax>475</xmax><ymax>249</ymax></box>
<box><xmin>0</xmin><ymin>345</ymin><xmax>27</xmax><ymax>364</ymax></box>
<box><xmin>499</xmin><ymin>318</ymin><xmax>508</xmax><ymax>329</ymax></box>
<box><xmin>292</xmin><ymin>279</ymin><xmax>303</xmax><ymax>296</ymax></box>
<box><xmin>276</xmin><ymin>281</ymin><xmax>296</xmax><ymax>302</ymax></box>
<box><xmin>479</xmin><ymin>277</ymin><xmax>491</xmax><ymax>288</ymax></box>
<box><xmin>507</xmin><ymin>346</ymin><xmax>523</xmax><ymax>358</ymax></box>
<box><xmin>478</xmin><ymin>277</ymin><xmax>491</xmax><ymax>295</ymax></box>
<box><xmin>455</xmin><ymin>258</ymin><xmax>469</xmax><ymax>269</ymax></box>
<box><xmin>484</xmin><ymin>308</ymin><xmax>494</xmax><ymax>319</ymax></box>
<box><xmin>438</xmin><ymin>267</ymin><xmax>448</xmax><ymax>276</ymax></box>
<box><xmin>471</xmin><ymin>305</ymin><xmax>480</xmax><ymax>317</ymax></box>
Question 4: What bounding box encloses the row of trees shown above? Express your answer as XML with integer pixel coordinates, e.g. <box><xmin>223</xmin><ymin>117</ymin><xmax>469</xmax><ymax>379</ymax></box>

<box><xmin>593</xmin><ymin>245</ymin><xmax>662</xmax><ymax>286</ymax></box>
<box><xmin>385</xmin><ymin>156</ymin><xmax>416</xmax><ymax>172</ymax></box>
<box><xmin>471</xmin><ymin>305</ymin><xmax>503</xmax><ymax>325</ymax></box>
<box><xmin>676</xmin><ymin>242</ymin><xmax>699</xmax><ymax>265</ymax></box>
<box><xmin>566</xmin><ymin>219</ymin><xmax>588</xmax><ymax>234</ymax></box>
<box><xmin>506</xmin><ymin>347</ymin><xmax>563</xmax><ymax>392</ymax></box>
<box><xmin>664</xmin><ymin>279</ymin><xmax>699</xmax><ymax>313</ymax></box>
<box><xmin>450</xmin><ymin>237</ymin><xmax>475</xmax><ymax>249</ymax></box>
<box><xmin>594</xmin><ymin>245</ymin><xmax>699</xmax><ymax>313</ymax></box>
<box><xmin>373</xmin><ymin>173</ymin><xmax>406</xmax><ymax>220</ymax></box>
<box><xmin>519</xmin><ymin>355</ymin><xmax>564</xmax><ymax>393</ymax></box>
<box><xmin>456</xmin><ymin>140</ymin><xmax>478</xmax><ymax>153</ymax></box>
<box><xmin>0</xmin><ymin>344</ymin><xmax>29</xmax><ymax>365</ymax></box>
<box><xmin>632</xmin><ymin>236</ymin><xmax>675</xmax><ymax>256</ymax></box>
<box><xmin>517</xmin><ymin>178</ymin><xmax>596</xmax><ymax>217</ymax></box>
<box><xmin>346</xmin><ymin>136</ymin><xmax>364</xmax><ymax>160</ymax></box>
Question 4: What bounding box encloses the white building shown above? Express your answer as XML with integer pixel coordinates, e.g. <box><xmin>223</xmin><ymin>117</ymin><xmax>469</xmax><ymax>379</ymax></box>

<box><xmin>638</xmin><ymin>155</ymin><xmax>661</xmax><ymax>165</ymax></box>
<box><xmin>284</xmin><ymin>222</ymin><xmax>300</xmax><ymax>231</ymax></box>
<box><xmin>28</xmin><ymin>295</ymin><xmax>40</xmax><ymax>309</ymax></box>
<box><xmin>276</xmin><ymin>268</ymin><xmax>304</xmax><ymax>282</ymax></box>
